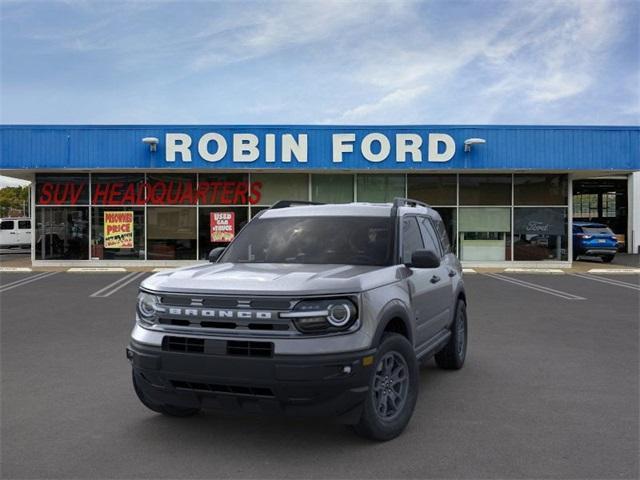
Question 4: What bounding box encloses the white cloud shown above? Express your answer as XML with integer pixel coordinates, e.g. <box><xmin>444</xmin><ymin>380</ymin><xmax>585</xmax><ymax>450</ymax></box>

<box><xmin>333</xmin><ymin>85</ymin><xmax>429</xmax><ymax>123</ymax></box>
<box><xmin>331</xmin><ymin>0</ymin><xmax>630</xmax><ymax>123</ymax></box>
<box><xmin>1</xmin><ymin>0</ymin><xmax>636</xmax><ymax>125</ymax></box>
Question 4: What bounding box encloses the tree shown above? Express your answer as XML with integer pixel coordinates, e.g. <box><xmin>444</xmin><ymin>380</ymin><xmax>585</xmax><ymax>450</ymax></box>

<box><xmin>0</xmin><ymin>186</ymin><xmax>29</xmax><ymax>217</ymax></box>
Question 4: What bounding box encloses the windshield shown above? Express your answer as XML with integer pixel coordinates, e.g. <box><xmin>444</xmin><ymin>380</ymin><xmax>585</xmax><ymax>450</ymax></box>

<box><xmin>220</xmin><ymin>216</ymin><xmax>394</xmax><ymax>266</ymax></box>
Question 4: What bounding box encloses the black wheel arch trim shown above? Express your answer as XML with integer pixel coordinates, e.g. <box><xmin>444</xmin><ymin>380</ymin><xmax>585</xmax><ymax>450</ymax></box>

<box><xmin>371</xmin><ymin>300</ymin><xmax>414</xmax><ymax>347</ymax></box>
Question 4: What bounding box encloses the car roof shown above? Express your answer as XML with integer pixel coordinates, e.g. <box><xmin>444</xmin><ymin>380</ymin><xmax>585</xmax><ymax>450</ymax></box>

<box><xmin>259</xmin><ymin>202</ymin><xmax>441</xmax><ymax>219</ymax></box>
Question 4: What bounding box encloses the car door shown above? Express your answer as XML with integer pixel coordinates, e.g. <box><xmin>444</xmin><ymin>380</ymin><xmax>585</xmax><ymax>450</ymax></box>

<box><xmin>401</xmin><ymin>216</ymin><xmax>442</xmax><ymax>348</ymax></box>
<box><xmin>418</xmin><ymin>216</ymin><xmax>454</xmax><ymax>332</ymax></box>
<box><xmin>1</xmin><ymin>220</ymin><xmax>17</xmax><ymax>247</ymax></box>
<box><xmin>18</xmin><ymin>220</ymin><xmax>32</xmax><ymax>247</ymax></box>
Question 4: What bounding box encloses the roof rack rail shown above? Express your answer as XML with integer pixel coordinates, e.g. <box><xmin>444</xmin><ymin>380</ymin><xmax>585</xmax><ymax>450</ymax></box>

<box><xmin>269</xmin><ymin>200</ymin><xmax>325</xmax><ymax>210</ymax></box>
<box><xmin>391</xmin><ymin>197</ymin><xmax>430</xmax><ymax>216</ymax></box>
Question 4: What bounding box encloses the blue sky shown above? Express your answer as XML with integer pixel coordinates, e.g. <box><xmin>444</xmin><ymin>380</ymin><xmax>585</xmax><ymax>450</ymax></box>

<box><xmin>1</xmin><ymin>0</ymin><xmax>638</xmax><ymax>125</ymax></box>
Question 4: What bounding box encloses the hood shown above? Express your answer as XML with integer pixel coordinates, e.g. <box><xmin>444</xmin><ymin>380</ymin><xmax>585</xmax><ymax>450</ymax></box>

<box><xmin>141</xmin><ymin>262</ymin><xmax>401</xmax><ymax>296</ymax></box>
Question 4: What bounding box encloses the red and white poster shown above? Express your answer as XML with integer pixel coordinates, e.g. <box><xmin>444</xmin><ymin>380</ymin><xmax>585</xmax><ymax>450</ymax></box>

<box><xmin>210</xmin><ymin>212</ymin><xmax>235</xmax><ymax>242</ymax></box>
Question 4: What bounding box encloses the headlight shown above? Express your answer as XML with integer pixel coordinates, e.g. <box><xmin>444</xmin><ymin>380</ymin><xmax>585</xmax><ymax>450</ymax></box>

<box><xmin>282</xmin><ymin>298</ymin><xmax>358</xmax><ymax>333</ymax></box>
<box><xmin>137</xmin><ymin>291</ymin><xmax>160</xmax><ymax>324</ymax></box>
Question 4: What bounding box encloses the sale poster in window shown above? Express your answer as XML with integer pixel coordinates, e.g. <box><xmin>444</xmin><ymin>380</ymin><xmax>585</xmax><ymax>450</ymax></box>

<box><xmin>104</xmin><ymin>211</ymin><xmax>134</xmax><ymax>248</ymax></box>
<box><xmin>210</xmin><ymin>212</ymin><xmax>235</xmax><ymax>242</ymax></box>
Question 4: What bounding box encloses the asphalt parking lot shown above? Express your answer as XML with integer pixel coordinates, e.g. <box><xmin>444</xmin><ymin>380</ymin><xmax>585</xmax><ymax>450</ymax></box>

<box><xmin>1</xmin><ymin>270</ymin><xmax>638</xmax><ymax>479</ymax></box>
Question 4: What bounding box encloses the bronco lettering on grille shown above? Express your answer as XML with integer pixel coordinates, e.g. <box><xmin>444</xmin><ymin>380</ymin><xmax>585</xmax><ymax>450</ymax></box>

<box><xmin>159</xmin><ymin>307</ymin><xmax>273</xmax><ymax>320</ymax></box>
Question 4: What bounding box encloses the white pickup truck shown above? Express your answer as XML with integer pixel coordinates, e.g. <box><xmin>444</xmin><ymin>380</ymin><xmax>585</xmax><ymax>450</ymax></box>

<box><xmin>0</xmin><ymin>217</ymin><xmax>32</xmax><ymax>249</ymax></box>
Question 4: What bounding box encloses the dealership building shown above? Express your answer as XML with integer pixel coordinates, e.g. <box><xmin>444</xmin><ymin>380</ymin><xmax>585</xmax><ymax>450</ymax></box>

<box><xmin>1</xmin><ymin>125</ymin><xmax>638</xmax><ymax>267</ymax></box>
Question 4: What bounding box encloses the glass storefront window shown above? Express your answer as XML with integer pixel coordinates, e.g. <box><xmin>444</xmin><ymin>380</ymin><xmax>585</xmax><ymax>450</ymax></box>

<box><xmin>311</xmin><ymin>174</ymin><xmax>354</xmax><ymax>203</ymax></box>
<box><xmin>90</xmin><ymin>208</ymin><xmax>145</xmax><ymax>260</ymax></box>
<box><xmin>458</xmin><ymin>207</ymin><xmax>511</xmax><ymax>261</ymax></box>
<box><xmin>36</xmin><ymin>174</ymin><xmax>89</xmax><ymax>205</ymax></box>
<box><xmin>252</xmin><ymin>173</ymin><xmax>308</xmax><ymax>205</ymax></box>
<box><xmin>197</xmin><ymin>173</ymin><xmax>257</xmax><ymax>205</ymax></box>
<box><xmin>514</xmin><ymin>208</ymin><xmax>567</xmax><ymax>261</ymax></box>
<box><xmin>514</xmin><ymin>174</ymin><xmax>567</xmax><ymax>205</ymax></box>
<box><xmin>198</xmin><ymin>207</ymin><xmax>249</xmax><ymax>259</ymax></box>
<box><xmin>357</xmin><ymin>174</ymin><xmax>405</xmax><ymax>202</ymax></box>
<box><xmin>408</xmin><ymin>175</ymin><xmax>456</xmax><ymax>205</ymax></box>
<box><xmin>91</xmin><ymin>173</ymin><xmax>146</xmax><ymax>205</ymax></box>
<box><xmin>147</xmin><ymin>207</ymin><xmax>197</xmax><ymax>259</ymax></box>
<box><xmin>459</xmin><ymin>174</ymin><xmax>511</xmax><ymax>205</ymax></box>
<box><xmin>29</xmin><ymin>172</ymin><xmax>576</xmax><ymax>264</ymax></box>
<box><xmin>36</xmin><ymin>207</ymin><xmax>89</xmax><ymax>259</ymax></box>
<box><xmin>147</xmin><ymin>173</ymin><xmax>197</xmax><ymax>205</ymax></box>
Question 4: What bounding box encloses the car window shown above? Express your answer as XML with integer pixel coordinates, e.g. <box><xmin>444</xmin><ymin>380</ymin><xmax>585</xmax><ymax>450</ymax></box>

<box><xmin>18</xmin><ymin>220</ymin><xmax>31</xmax><ymax>229</ymax></box>
<box><xmin>582</xmin><ymin>226</ymin><xmax>614</xmax><ymax>235</ymax></box>
<box><xmin>418</xmin><ymin>217</ymin><xmax>442</xmax><ymax>257</ymax></box>
<box><xmin>402</xmin><ymin>217</ymin><xmax>424</xmax><ymax>264</ymax></box>
<box><xmin>1</xmin><ymin>220</ymin><xmax>14</xmax><ymax>230</ymax></box>
<box><xmin>434</xmin><ymin>218</ymin><xmax>451</xmax><ymax>254</ymax></box>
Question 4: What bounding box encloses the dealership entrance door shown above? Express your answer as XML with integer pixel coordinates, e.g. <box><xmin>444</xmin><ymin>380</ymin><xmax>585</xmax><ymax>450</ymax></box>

<box><xmin>572</xmin><ymin>177</ymin><xmax>628</xmax><ymax>250</ymax></box>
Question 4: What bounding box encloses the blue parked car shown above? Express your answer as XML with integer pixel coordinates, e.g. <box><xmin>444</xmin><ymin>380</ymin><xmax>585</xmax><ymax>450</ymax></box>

<box><xmin>572</xmin><ymin>222</ymin><xmax>618</xmax><ymax>262</ymax></box>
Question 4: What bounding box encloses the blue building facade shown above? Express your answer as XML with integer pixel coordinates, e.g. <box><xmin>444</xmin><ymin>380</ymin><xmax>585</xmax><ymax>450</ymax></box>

<box><xmin>1</xmin><ymin>125</ymin><xmax>638</xmax><ymax>265</ymax></box>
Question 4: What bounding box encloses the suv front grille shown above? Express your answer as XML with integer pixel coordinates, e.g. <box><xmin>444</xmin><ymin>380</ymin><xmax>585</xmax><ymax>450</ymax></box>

<box><xmin>162</xmin><ymin>336</ymin><xmax>274</xmax><ymax>358</ymax></box>
<box><xmin>227</xmin><ymin>340</ymin><xmax>273</xmax><ymax>357</ymax></box>
<box><xmin>153</xmin><ymin>294</ymin><xmax>298</xmax><ymax>336</ymax></box>
<box><xmin>162</xmin><ymin>336</ymin><xmax>204</xmax><ymax>353</ymax></box>
<box><xmin>159</xmin><ymin>294</ymin><xmax>293</xmax><ymax>310</ymax></box>
<box><xmin>158</xmin><ymin>318</ymin><xmax>289</xmax><ymax>332</ymax></box>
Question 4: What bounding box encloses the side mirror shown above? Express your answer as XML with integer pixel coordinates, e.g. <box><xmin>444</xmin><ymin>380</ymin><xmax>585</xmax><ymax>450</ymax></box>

<box><xmin>208</xmin><ymin>247</ymin><xmax>226</xmax><ymax>263</ymax></box>
<box><xmin>408</xmin><ymin>249</ymin><xmax>440</xmax><ymax>269</ymax></box>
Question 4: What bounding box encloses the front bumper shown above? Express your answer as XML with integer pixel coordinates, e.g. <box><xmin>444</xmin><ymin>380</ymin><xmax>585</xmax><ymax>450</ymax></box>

<box><xmin>128</xmin><ymin>339</ymin><xmax>376</xmax><ymax>423</ymax></box>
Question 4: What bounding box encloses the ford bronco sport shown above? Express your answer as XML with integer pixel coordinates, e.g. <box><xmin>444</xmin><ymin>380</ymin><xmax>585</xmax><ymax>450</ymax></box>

<box><xmin>128</xmin><ymin>198</ymin><xmax>468</xmax><ymax>440</ymax></box>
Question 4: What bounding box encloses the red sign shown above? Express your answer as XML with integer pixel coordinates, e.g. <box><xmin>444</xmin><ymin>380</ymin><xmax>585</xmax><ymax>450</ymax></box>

<box><xmin>210</xmin><ymin>212</ymin><xmax>235</xmax><ymax>243</ymax></box>
<box><xmin>37</xmin><ymin>181</ymin><xmax>262</xmax><ymax>205</ymax></box>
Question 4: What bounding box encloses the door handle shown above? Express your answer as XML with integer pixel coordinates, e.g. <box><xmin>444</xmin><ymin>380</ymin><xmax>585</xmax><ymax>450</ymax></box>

<box><xmin>430</xmin><ymin>275</ymin><xmax>441</xmax><ymax>284</ymax></box>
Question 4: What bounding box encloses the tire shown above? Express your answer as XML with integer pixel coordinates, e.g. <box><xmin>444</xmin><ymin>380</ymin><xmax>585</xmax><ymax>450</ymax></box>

<box><xmin>435</xmin><ymin>300</ymin><xmax>467</xmax><ymax>370</ymax></box>
<box><xmin>352</xmin><ymin>333</ymin><xmax>419</xmax><ymax>441</ymax></box>
<box><xmin>601</xmin><ymin>255</ymin><xmax>614</xmax><ymax>263</ymax></box>
<box><xmin>132</xmin><ymin>371</ymin><xmax>200</xmax><ymax>417</ymax></box>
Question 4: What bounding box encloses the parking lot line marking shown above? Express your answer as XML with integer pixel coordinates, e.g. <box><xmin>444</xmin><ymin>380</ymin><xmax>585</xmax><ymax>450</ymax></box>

<box><xmin>68</xmin><ymin>267</ymin><xmax>127</xmax><ymax>272</ymax></box>
<box><xmin>0</xmin><ymin>272</ymin><xmax>58</xmax><ymax>293</ymax></box>
<box><xmin>570</xmin><ymin>273</ymin><xmax>640</xmax><ymax>291</ymax></box>
<box><xmin>1</xmin><ymin>271</ymin><xmax>52</xmax><ymax>289</ymax></box>
<box><xmin>89</xmin><ymin>271</ymin><xmax>147</xmax><ymax>298</ymax></box>
<box><xmin>504</xmin><ymin>268</ymin><xmax>565</xmax><ymax>274</ymax></box>
<box><xmin>587</xmin><ymin>268</ymin><xmax>640</xmax><ymax>274</ymax></box>
<box><xmin>485</xmin><ymin>273</ymin><xmax>586</xmax><ymax>300</ymax></box>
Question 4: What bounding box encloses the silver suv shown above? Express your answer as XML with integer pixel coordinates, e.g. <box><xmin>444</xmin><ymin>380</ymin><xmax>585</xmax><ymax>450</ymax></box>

<box><xmin>128</xmin><ymin>198</ymin><xmax>468</xmax><ymax>440</ymax></box>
